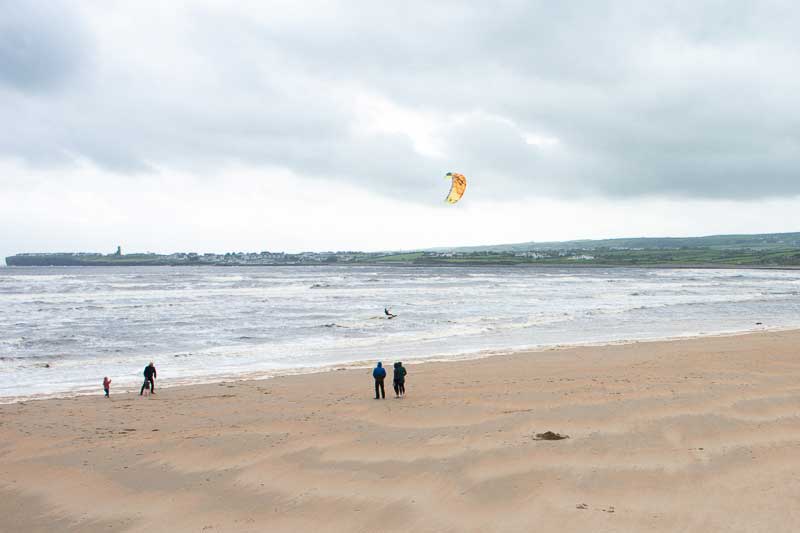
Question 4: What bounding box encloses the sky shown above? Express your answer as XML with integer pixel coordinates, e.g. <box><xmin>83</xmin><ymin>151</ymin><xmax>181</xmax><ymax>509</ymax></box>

<box><xmin>3</xmin><ymin>0</ymin><xmax>800</xmax><ymax>259</ymax></box>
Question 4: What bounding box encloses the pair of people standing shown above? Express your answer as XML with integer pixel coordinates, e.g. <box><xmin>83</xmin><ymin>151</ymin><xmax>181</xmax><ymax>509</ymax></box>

<box><xmin>372</xmin><ymin>361</ymin><xmax>407</xmax><ymax>399</ymax></box>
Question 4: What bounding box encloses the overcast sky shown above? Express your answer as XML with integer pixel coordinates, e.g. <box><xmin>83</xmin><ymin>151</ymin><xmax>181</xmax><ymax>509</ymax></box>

<box><xmin>3</xmin><ymin>0</ymin><xmax>800</xmax><ymax>259</ymax></box>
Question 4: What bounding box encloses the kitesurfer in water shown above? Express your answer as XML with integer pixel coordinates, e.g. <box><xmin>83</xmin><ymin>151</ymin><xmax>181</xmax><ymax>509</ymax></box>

<box><xmin>384</xmin><ymin>307</ymin><xmax>397</xmax><ymax>319</ymax></box>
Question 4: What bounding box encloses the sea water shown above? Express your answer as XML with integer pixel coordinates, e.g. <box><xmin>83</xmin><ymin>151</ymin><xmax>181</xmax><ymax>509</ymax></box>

<box><xmin>2</xmin><ymin>265</ymin><xmax>799</xmax><ymax>401</ymax></box>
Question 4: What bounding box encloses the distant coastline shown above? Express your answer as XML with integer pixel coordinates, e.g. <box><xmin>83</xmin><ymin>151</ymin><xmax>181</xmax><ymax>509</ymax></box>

<box><xmin>8</xmin><ymin>231</ymin><xmax>800</xmax><ymax>268</ymax></box>
<box><xmin>7</xmin><ymin>252</ymin><xmax>800</xmax><ymax>269</ymax></box>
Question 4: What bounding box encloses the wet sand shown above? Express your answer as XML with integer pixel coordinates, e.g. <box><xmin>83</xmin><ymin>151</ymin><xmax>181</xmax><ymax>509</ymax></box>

<box><xmin>2</xmin><ymin>330</ymin><xmax>800</xmax><ymax>532</ymax></box>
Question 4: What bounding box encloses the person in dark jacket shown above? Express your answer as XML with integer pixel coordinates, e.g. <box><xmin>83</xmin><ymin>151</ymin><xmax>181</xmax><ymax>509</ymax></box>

<box><xmin>393</xmin><ymin>362</ymin><xmax>407</xmax><ymax>397</ymax></box>
<box><xmin>140</xmin><ymin>362</ymin><xmax>157</xmax><ymax>395</ymax></box>
<box><xmin>373</xmin><ymin>362</ymin><xmax>386</xmax><ymax>399</ymax></box>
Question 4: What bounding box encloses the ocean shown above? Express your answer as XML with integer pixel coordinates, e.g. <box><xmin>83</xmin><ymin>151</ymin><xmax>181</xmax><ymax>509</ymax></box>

<box><xmin>2</xmin><ymin>265</ymin><xmax>799</xmax><ymax>401</ymax></box>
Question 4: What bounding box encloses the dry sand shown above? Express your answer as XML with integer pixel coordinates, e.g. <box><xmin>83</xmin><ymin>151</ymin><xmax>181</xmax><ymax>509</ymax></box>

<box><xmin>2</xmin><ymin>330</ymin><xmax>800</xmax><ymax>532</ymax></box>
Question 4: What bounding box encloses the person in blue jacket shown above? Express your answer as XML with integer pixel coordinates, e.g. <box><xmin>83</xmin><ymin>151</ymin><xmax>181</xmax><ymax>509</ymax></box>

<box><xmin>373</xmin><ymin>362</ymin><xmax>387</xmax><ymax>399</ymax></box>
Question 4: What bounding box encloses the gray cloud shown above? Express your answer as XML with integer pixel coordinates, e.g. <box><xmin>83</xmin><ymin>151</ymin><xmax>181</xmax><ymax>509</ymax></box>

<box><xmin>2</xmin><ymin>1</ymin><xmax>800</xmax><ymax>201</ymax></box>
<box><xmin>0</xmin><ymin>0</ymin><xmax>89</xmax><ymax>91</ymax></box>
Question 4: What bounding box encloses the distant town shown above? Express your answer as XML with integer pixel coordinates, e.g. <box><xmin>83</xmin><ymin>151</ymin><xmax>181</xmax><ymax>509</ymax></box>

<box><xmin>5</xmin><ymin>246</ymin><xmax>596</xmax><ymax>267</ymax></box>
<box><xmin>7</xmin><ymin>232</ymin><xmax>800</xmax><ymax>267</ymax></box>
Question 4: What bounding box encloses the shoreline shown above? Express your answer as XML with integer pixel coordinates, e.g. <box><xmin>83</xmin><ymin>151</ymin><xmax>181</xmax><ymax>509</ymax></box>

<box><xmin>3</xmin><ymin>329</ymin><xmax>800</xmax><ymax>531</ymax></box>
<box><xmin>3</xmin><ymin>324</ymin><xmax>792</xmax><ymax>405</ymax></box>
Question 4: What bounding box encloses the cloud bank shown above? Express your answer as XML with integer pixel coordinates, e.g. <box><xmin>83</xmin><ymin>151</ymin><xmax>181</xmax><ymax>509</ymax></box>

<box><xmin>2</xmin><ymin>0</ymin><xmax>799</xmax><ymax>204</ymax></box>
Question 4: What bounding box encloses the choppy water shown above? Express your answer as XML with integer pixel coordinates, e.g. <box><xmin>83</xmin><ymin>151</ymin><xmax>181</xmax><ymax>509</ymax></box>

<box><xmin>2</xmin><ymin>265</ymin><xmax>800</xmax><ymax>401</ymax></box>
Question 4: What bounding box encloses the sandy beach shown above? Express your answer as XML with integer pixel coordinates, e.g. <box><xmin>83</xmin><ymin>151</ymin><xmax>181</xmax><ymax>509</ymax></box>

<box><xmin>2</xmin><ymin>330</ymin><xmax>800</xmax><ymax>532</ymax></box>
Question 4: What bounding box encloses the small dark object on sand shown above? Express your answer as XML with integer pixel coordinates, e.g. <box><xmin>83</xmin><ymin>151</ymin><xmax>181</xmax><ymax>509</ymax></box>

<box><xmin>534</xmin><ymin>431</ymin><xmax>569</xmax><ymax>440</ymax></box>
<box><xmin>756</xmin><ymin>322</ymin><xmax>763</xmax><ymax>325</ymax></box>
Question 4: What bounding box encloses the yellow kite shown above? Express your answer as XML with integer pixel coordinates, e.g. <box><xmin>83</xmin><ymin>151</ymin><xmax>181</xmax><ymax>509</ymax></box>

<box><xmin>444</xmin><ymin>172</ymin><xmax>467</xmax><ymax>204</ymax></box>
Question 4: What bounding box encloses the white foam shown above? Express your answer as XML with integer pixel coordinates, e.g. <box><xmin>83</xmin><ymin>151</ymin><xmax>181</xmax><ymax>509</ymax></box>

<box><xmin>3</xmin><ymin>265</ymin><xmax>800</xmax><ymax>401</ymax></box>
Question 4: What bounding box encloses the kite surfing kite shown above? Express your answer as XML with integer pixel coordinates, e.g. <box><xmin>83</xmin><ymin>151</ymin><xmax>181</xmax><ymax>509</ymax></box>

<box><xmin>444</xmin><ymin>172</ymin><xmax>467</xmax><ymax>204</ymax></box>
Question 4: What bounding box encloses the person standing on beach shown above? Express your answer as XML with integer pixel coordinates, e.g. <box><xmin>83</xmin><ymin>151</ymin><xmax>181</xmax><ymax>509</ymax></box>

<box><xmin>393</xmin><ymin>362</ymin><xmax>407</xmax><ymax>398</ymax></box>
<box><xmin>140</xmin><ymin>362</ymin><xmax>157</xmax><ymax>396</ymax></box>
<box><xmin>373</xmin><ymin>362</ymin><xmax>386</xmax><ymax>399</ymax></box>
<box><xmin>103</xmin><ymin>376</ymin><xmax>111</xmax><ymax>398</ymax></box>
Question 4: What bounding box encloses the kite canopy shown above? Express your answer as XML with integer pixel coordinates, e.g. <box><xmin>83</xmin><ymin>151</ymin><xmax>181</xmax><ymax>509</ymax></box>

<box><xmin>444</xmin><ymin>172</ymin><xmax>467</xmax><ymax>204</ymax></box>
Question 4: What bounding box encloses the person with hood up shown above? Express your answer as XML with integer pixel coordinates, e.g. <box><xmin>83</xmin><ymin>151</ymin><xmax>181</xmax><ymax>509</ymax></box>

<box><xmin>373</xmin><ymin>362</ymin><xmax>387</xmax><ymax>399</ymax></box>
<box><xmin>393</xmin><ymin>362</ymin><xmax>407</xmax><ymax>398</ymax></box>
